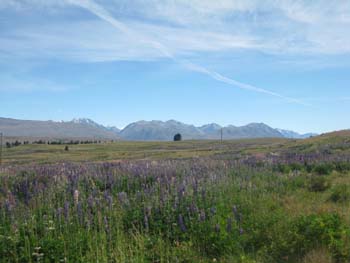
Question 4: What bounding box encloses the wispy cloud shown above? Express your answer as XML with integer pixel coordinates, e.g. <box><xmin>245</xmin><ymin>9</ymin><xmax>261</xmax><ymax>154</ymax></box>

<box><xmin>0</xmin><ymin>73</ymin><xmax>69</xmax><ymax>92</ymax></box>
<box><xmin>0</xmin><ymin>0</ymin><xmax>349</xmax><ymax>101</ymax></box>
<box><xmin>64</xmin><ymin>0</ymin><xmax>310</xmax><ymax>106</ymax></box>
<box><xmin>1</xmin><ymin>0</ymin><xmax>350</xmax><ymax>61</ymax></box>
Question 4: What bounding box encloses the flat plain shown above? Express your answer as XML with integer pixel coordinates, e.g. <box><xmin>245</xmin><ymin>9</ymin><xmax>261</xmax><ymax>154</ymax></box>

<box><xmin>1</xmin><ymin>132</ymin><xmax>350</xmax><ymax>262</ymax></box>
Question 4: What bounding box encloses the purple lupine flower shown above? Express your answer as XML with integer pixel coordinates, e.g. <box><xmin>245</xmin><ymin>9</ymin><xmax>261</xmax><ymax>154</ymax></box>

<box><xmin>226</xmin><ymin>218</ymin><xmax>233</xmax><ymax>233</ymax></box>
<box><xmin>201</xmin><ymin>189</ymin><xmax>206</xmax><ymax>200</ymax></box>
<box><xmin>117</xmin><ymin>192</ymin><xmax>129</xmax><ymax>206</ymax></box>
<box><xmin>104</xmin><ymin>216</ymin><xmax>109</xmax><ymax>233</ymax></box>
<box><xmin>87</xmin><ymin>196</ymin><xmax>94</xmax><ymax>211</ymax></box>
<box><xmin>145</xmin><ymin>206</ymin><xmax>152</xmax><ymax>217</ymax></box>
<box><xmin>178</xmin><ymin>214</ymin><xmax>187</xmax><ymax>232</ymax></box>
<box><xmin>63</xmin><ymin>201</ymin><xmax>70</xmax><ymax>222</ymax></box>
<box><xmin>215</xmin><ymin>224</ymin><xmax>220</xmax><ymax>233</ymax></box>
<box><xmin>232</xmin><ymin>205</ymin><xmax>242</xmax><ymax>222</ymax></box>
<box><xmin>239</xmin><ymin>227</ymin><xmax>244</xmax><ymax>235</ymax></box>
<box><xmin>199</xmin><ymin>210</ymin><xmax>206</xmax><ymax>222</ymax></box>
<box><xmin>5</xmin><ymin>199</ymin><xmax>12</xmax><ymax>215</ymax></box>
<box><xmin>77</xmin><ymin>202</ymin><xmax>83</xmax><ymax>225</ymax></box>
<box><xmin>177</xmin><ymin>184</ymin><xmax>186</xmax><ymax>199</ymax></box>
<box><xmin>232</xmin><ymin>205</ymin><xmax>238</xmax><ymax>216</ymax></box>
<box><xmin>189</xmin><ymin>203</ymin><xmax>198</xmax><ymax>215</ymax></box>
<box><xmin>210</xmin><ymin>207</ymin><xmax>216</xmax><ymax>216</ymax></box>
<box><xmin>144</xmin><ymin>214</ymin><xmax>149</xmax><ymax>231</ymax></box>
<box><xmin>56</xmin><ymin>207</ymin><xmax>63</xmax><ymax>222</ymax></box>
<box><xmin>104</xmin><ymin>192</ymin><xmax>113</xmax><ymax>209</ymax></box>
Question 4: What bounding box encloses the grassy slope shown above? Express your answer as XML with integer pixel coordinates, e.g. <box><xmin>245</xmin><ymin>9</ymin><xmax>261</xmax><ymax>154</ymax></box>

<box><xmin>1</xmin><ymin>131</ymin><xmax>350</xmax><ymax>262</ymax></box>
<box><xmin>2</xmin><ymin>130</ymin><xmax>350</xmax><ymax>165</ymax></box>
<box><xmin>1</xmin><ymin>138</ymin><xmax>289</xmax><ymax>165</ymax></box>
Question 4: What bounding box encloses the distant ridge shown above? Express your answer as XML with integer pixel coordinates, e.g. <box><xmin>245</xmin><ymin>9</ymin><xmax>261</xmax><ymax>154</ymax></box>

<box><xmin>0</xmin><ymin>117</ymin><xmax>317</xmax><ymax>141</ymax></box>
<box><xmin>0</xmin><ymin>117</ymin><xmax>119</xmax><ymax>139</ymax></box>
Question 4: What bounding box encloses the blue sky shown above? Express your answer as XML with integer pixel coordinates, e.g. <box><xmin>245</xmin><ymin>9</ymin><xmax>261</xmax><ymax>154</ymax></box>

<box><xmin>1</xmin><ymin>0</ymin><xmax>350</xmax><ymax>133</ymax></box>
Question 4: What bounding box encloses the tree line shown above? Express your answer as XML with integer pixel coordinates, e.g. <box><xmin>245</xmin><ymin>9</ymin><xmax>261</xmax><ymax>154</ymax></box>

<box><xmin>5</xmin><ymin>140</ymin><xmax>108</xmax><ymax>148</ymax></box>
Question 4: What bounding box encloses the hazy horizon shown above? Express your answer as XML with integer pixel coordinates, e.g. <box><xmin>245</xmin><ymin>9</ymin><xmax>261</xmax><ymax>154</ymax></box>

<box><xmin>0</xmin><ymin>114</ymin><xmax>327</xmax><ymax>135</ymax></box>
<box><xmin>1</xmin><ymin>1</ymin><xmax>350</xmax><ymax>134</ymax></box>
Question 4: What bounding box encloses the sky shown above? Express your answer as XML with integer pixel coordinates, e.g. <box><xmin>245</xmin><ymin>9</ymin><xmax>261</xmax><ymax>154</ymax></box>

<box><xmin>1</xmin><ymin>0</ymin><xmax>350</xmax><ymax>133</ymax></box>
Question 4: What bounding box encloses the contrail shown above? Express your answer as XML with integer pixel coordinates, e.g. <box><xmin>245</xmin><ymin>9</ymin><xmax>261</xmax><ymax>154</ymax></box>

<box><xmin>66</xmin><ymin>0</ymin><xmax>310</xmax><ymax>106</ymax></box>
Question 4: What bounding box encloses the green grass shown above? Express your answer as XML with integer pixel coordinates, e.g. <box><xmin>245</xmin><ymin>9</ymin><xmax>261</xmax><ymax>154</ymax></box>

<box><xmin>1</xmin><ymin>138</ymin><xmax>289</xmax><ymax>165</ymax></box>
<box><xmin>1</xmin><ymin>132</ymin><xmax>350</xmax><ymax>262</ymax></box>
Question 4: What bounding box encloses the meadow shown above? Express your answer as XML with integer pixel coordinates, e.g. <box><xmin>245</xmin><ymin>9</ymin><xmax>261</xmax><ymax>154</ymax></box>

<box><xmin>1</xmin><ymin>132</ymin><xmax>350</xmax><ymax>262</ymax></box>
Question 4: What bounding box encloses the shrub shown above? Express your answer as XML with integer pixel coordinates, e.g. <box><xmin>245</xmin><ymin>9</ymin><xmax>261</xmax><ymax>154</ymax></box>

<box><xmin>308</xmin><ymin>176</ymin><xmax>330</xmax><ymax>192</ymax></box>
<box><xmin>274</xmin><ymin>164</ymin><xmax>291</xmax><ymax>174</ymax></box>
<box><xmin>174</xmin><ymin>133</ymin><xmax>182</xmax><ymax>141</ymax></box>
<box><xmin>329</xmin><ymin>185</ymin><xmax>350</xmax><ymax>203</ymax></box>
<box><xmin>313</xmin><ymin>164</ymin><xmax>333</xmax><ymax>175</ymax></box>
<box><xmin>266</xmin><ymin>213</ymin><xmax>349</xmax><ymax>262</ymax></box>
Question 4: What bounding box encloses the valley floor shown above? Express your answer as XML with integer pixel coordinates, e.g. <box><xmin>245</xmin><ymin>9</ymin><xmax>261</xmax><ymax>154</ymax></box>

<box><xmin>1</xmin><ymin>132</ymin><xmax>350</xmax><ymax>262</ymax></box>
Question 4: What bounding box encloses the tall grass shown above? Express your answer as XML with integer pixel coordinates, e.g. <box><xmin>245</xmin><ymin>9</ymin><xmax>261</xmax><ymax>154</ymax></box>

<box><xmin>1</xmin><ymin>159</ymin><xmax>350</xmax><ymax>262</ymax></box>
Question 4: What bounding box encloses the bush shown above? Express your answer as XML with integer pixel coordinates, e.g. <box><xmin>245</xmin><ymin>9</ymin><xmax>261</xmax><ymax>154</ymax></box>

<box><xmin>174</xmin><ymin>133</ymin><xmax>182</xmax><ymax>141</ymax></box>
<box><xmin>274</xmin><ymin>164</ymin><xmax>291</xmax><ymax>174</ymax></box>
<box><xmin>308</xmin><ymin>176</ymin><xmax>330</xmax><ymax>192</ymax></box>
<box><xmin>329</xmin><ymin>185</ymin><xmax>350</xmax><ymax>203</ymax></box>
<box><xmin>313</xmin><ymin>164</ymin><xmax>333</xmax><ymax>175</ymax></box>
<box><xmin>266</xmin><ymin>213</ymin><xmax>349</xmax><ymax>262</ymax></box>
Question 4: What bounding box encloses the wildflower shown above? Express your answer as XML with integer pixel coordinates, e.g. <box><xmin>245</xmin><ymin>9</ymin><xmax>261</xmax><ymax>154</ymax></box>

<box><xmin>87</xmin><ymin>195</ymin><xmax>94</xmax><ymax>211</ymax></box>
<box><xmin>178</xmin><ymin>214</ymin><xmax>187</xmax><ymax>232</ymax></box>
<box><xmin>145</xmin><ymin>206</ymin><xmax>152</xmax><ymax>217</ymax></box>
<box><xmin>56</xmin><ymin>207</ymin><xmax>63</xmax><ymax>222</ymax></box>
<box><xmin>199</xmin><ymin>209</ymin><xmax>206</xmax><ymax>222</ymax></box>
<box><xmin>5</xmin><ymin>199</ymin><xmax>12</xmax><ymax>215</ymax></box>
<box><xmin>73</xmin><ymin>190</ymin><xmax>79</xmax><ymax>205</ymax></box>
<box><xmin>76</xmin><ymin>202</ymin><xmax>83</xmax><ymax>225</ymax></box>
<box><xmin>144</xmin><ymin>214</ymin><xmax>149</xmax><ymax>231</ymax></box>
<box><xmin>104</xmin><ymin>191</ymin><xmax>113</xmax><ymax>208</ymax></box>
<box><xmin>226</xmin><ymin>217</ymin><xmax>233</xmax><ymax>233</ymax></box>
<box><xmin>232</xmin><ymin>205</ymin><xmax>238</xmax><ymax>216</ymax></box>
<box><xmin>215</xmin><ymin>224</ymin><xmax>220</xmax><ymax>233</ymax></box>
<box><xmin>63</xmin><ymin>202</ymin><xmax>70</xmax><ymax>222</ymax></box>
<box><xmin>117</xmin><ymin>192</ymin><xmax>129</xmax><ymax>206</ymax></box>
<box><xmin>104</xmin><ymin>216</ymin><xmax>110</xmax><ymax>233</ymax></box>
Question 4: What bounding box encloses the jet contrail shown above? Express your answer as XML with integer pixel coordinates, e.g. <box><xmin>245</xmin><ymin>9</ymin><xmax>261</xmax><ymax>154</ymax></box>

<box><xmin>66</xmin><ymin>0</ymin><xmax>310</xmax><ymax>106</ymax></box>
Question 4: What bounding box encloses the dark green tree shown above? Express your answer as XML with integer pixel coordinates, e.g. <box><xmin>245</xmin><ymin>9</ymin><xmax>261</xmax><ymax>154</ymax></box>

<box><xmin>173</xmin><ymin>133</ymin><xmax>182</xmax><ymax>141</ymax></box>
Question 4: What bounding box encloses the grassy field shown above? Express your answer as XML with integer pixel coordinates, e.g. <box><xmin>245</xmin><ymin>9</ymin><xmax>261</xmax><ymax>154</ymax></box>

<box><xmin>1</xmin><ymin>132</ymin><xmax>350</xmax><ymax>262</ymax></box>
<box><xmin>1</xmin><ymin>138</ymin><xmax>290</xmax><ymax>165</ymax></box>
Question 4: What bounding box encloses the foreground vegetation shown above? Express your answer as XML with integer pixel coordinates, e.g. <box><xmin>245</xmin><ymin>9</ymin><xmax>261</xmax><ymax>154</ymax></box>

<box><xmin>1</xmin><ymin>132</ymin><xmax>350</xmax><ymax>262</ymax></box>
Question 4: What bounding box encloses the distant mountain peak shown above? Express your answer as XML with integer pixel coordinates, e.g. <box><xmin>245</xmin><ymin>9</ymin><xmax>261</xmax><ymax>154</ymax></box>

<box><xmin>0</xmin><ymin>117</ymin><xmax>119</xmax><ymax>139</ymax></box>
<box><xmin>71</xmin><ymin>118</ymin><xmax>97</xmax><ymax>125</ymax></box>
<box><xmin>0</xmin><ymin>117</ymin><xmax>317</xmax><ymax>141</ymax></box>
<box><xmin>277</xmin><ymin>129</ymin><xmax>317</xmax><ymax>139</ymax></box>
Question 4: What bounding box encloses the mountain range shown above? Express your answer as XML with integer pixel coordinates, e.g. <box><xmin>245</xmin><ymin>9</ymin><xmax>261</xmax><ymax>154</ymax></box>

<box><xmin>0</xmin><ymin>117</ymin><xmax>317</xmax><ymax>141</ymax></box>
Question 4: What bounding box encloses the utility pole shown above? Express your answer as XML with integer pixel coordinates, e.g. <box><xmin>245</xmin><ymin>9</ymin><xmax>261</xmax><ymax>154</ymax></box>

<box><xmin>0</xmin><ymin>132</ymin><xmax>3</xmax><ymax>166</ymax></box>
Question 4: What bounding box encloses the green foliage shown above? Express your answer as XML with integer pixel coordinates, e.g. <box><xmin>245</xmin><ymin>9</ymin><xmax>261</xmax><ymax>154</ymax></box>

<box><xmin>329</xmin><ymin>184</ymin><xmax>350</xmax><ymax>203</ymax></box>
<box><xmin>1</xmin><ymin>159</ymin><xmax>350</xmax><ymax>262</ymax></box>
<box><xmin>265</xmin><ymin>213</ymin><xmax>349</xmax><ymax>262</ymax></box>
<box><xmin>313</xmin><ymin>163</ymin><xmax>334</xmax><ymax>175</ymax></box>
<box><xmin>308</xmin><ymin>175</ymin><xmax>331</xmax><ymax>192</ymax></box>
<box><xmin>174</xmin><ymin>133</ymin><xmax>182</xmax><ymax>141</ymax></box>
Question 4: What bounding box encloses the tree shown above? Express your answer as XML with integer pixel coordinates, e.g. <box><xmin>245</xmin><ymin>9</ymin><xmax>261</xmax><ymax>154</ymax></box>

<box><xmin>64</xmin><ymin>145</ymin><xmax>69</xmax><ymax>151</ymax></box>
<box><xmin>174</xmin><ymin>133</ymin><xmax>182</xmax><ymax>141</ymax></box>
